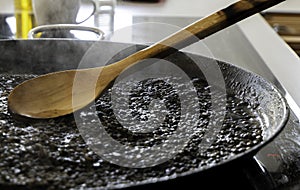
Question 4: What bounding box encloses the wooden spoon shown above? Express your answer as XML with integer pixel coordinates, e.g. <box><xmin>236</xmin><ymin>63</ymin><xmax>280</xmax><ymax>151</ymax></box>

<box><xmin>8</xmin><ymin>0</ymin><xmax>284</xmax><ymax>119</ymax></box>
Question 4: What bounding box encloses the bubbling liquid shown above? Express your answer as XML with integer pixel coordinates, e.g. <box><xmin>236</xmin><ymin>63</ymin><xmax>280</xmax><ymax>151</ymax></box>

<box><xmin>0</xmin><ymin>74</ymin><xmax>264</xmax><ymax>189</ymax></box>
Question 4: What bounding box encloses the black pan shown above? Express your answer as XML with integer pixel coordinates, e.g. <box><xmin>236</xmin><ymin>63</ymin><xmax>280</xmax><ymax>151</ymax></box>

<box><xmin>0</xmin><ymin>40</ymin><xmax>289</xmax><ymax>189</ymax></box>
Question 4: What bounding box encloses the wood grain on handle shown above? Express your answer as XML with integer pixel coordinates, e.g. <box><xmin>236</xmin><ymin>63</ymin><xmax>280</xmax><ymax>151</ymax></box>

<box><xmin>150</xmin><ymin>0</ymin><xmax>285</xmax><ymax>56</ymax></box>
<box><xmin>170</xmin><ymin>1</ymin><xmax>283</xmax><ymax>45</ymax></box>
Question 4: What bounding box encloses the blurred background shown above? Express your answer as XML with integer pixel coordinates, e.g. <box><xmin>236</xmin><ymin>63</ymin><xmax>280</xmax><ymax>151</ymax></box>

<box><xmin>0</xmin><ymin>0</ymin><xmax>299</xmax><ymax>55</ymax></box>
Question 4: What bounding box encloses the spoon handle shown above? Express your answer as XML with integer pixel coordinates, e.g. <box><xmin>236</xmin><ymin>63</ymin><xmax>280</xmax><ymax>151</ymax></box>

<box><xmin>109</xmin><ymin>0</ymin><xmax>284</xmax><ymax>72</ymax></box>
<box><xmin>152</xmin><ymin>0</ymin><xmax>285</xmax><ymax>54</ymax></box>
<box><xmin>146</xmin><ymin>0</ymin><xmax>285</xmax><ymax>56</ymax></box>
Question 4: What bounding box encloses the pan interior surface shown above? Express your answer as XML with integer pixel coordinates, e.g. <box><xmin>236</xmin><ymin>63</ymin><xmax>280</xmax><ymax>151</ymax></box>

<box><xmin>0</xmin><ymin>40</ymin><xmax>288</xmax><ymax>189</ymax></box>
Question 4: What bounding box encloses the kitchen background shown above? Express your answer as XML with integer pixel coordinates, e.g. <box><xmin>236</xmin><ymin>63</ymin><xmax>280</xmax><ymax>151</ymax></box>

<box><xmin>0</xmin><ymin>0</ymin><xmax>300</xmax><ymax>56</ymax></box>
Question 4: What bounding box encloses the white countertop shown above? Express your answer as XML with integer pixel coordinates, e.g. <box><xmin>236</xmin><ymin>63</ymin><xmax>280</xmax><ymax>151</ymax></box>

<box><xmin>267</xmin><ymin>0</ymin><xmax>300</xmax><ymax>13</ymax></box>
<box><xmin>116</xmin><ymin>0</ymin><xmax>300</xmax><ymax>16</ymax></box>
<box><xmin>116</xmin><ymin>0</ymin><xmax>238</xmax><ymax>17</ymax></box>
